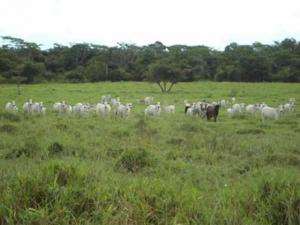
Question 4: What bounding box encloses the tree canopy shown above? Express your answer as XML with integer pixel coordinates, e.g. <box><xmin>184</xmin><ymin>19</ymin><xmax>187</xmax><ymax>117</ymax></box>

<box><xmin>146</xmin><ymin>62</ymin><xmax>181</xmax><ymax>92</ymax></box>
<box><xmin>0</xmin><ymin>36</ymin><xmax>299</xmax><ymax>84</ymax></box>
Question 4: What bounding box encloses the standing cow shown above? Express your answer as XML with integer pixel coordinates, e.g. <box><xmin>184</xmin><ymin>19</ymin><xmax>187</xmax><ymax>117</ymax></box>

<box><xmin>206</xmin><ymin>104</ymin><xmax>220</xmax><ymax>122</ymax></box>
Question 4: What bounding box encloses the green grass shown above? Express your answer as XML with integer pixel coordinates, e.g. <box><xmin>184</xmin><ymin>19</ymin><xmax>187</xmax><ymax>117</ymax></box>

<box><xmin>0</xmin><ymin>82</ymin><xmax>299</xmax><ymax>225</ymax></box>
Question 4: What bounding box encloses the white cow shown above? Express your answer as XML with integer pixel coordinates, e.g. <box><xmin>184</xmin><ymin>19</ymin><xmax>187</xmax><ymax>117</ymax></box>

<box><xmin>245</xmin><ymin>104</ymin><xmax>259</xmax><ymax>114</ymax></box>
<box><xmin>73</xmin><ymin>103</ymin><xmax>89</xmax><ymax>116</ymax></box>
<box><xmin>101</xmin><ymin>95</ymin><xmax>111</xmax><ymax>103</ymax></box>
<box><xmin>145</xmin><ymin>102</ymin><xmax>161</xmax><ymax>116</ymax></box>
<box><xmin>220</xmin><ymin>99</ymin><xmax>228</xmax><ymax>108</ymax></box>
<box><xmin>144</xmin><ymin>97</ymin><xmax>154</xmax><ymax>105</ymax></box>
<box><xmin>163</xmin><ymin>105</ymin><xmax>175</xmax><ymax>114</ymax></box>
<box><xmin>232</xmin><ymin>104</ymin><xmax>242</xmax><ymax>113</ymax></box>
<box><xmin>283</xmin><ymin>102</ymin><xmax>295</xmax><ymax>112</ymax></box>
<box><xmin>96</xmin><ymin>102</ymin><xmax>111</xmax><ymax>116</ymax></box>
<box><xmin>240</xmin><ymin>103</ymin><xmax>246</xmax><ymax>110</ymax></box>
<box><xmin>53</xmin><ymin>101</ymin><xmax>72</xmax><ymax>114</ymax></box>
<box><xmin>5</xmin><ymin>101</ymin><xmax>18</xmax><ymax>112</ymax></box>
<box><xmin>186</xmin><ymin>103</ymin><xmax>197</xmax><ymax>116</ymax></box>
<box><xmin>186</xmin><ymin>103</ymin><xmax>205</xmax><ymax>117</ymax></box>
<box><xmin>231</xmin><ymin>97</ymin><xmax>236</xmax><ymax>104</ymax></box>
<box><xmin>261</xmin><ymin>106</ymin><xmax>282</xmax><ymax>120</ymax></box>
<box><xmin>23</xmin><ymin>99</ymin><xmax>34</xmax><ymax>114</ymax></box>
<box><xmin>111</xmin><ymin>97</ymin><xmax>121</xmax><ymax>107</ymax></box>
<box><xmin>227</xmin><ymin>103</ymin><xmax>246</xmax><ymax>117</ymax></box>
<box><xmin>31</xmin><ymin>102</ymin><xmax>46</xmax><ymax>114</ymax></box>
<box><xmin>227</xmin><ymin>108</ymin><xmax>235</xmax><ymax>117</ymax></box>
<box><xmin>115</xmin><ymin>103</ymin><xmax>132</xmax><ymax>118</ymax></box>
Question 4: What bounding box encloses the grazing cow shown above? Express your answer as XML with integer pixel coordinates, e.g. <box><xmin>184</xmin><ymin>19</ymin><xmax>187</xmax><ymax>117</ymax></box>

<box><xmin>231</xmin><ymin>97</ymin><xmax>236</xmax><ymax>104</ymax></box>
<box><xmin>240</xmin><ymin>103</ymin><xmax>246</xmax><ymax>110</ymax></box>
<box><xmin>184</xmin><ymin>101</ymin><xmax>191</xmax><ymax>114</ymax></box>
<box><xmin>206</xmin><ymin>104</ymin><xmax>220</xmax><ymax>122</ymax></box>
<box><xmin>185</xmin><ymin>103</ymin><xmax>195</xmax><ymax>116</ymax></box>
<box><xmin>232</xmin><ymin>103</ymin><xmax>244</xmax><ymax>114</ymax></box>
<box><xmin>163</xmin><ymin>105</ymin><xmax>175</xmax><ymax>114</ymax></box>
<box><xmin>73</xmin><ymin>103</ymin><xmax>89</xmax><ymax>116</ymax></box>
<box><xmin>220</xmin><ymin>99</ymin><xmax>228</xmax><ymax>108</ymax></box>
<box><xmin>115</xmin><ymin>103</ymin><xmax>132</xmax><ymax>118</ymax></box>
<box><xmin>101</xmin><ymin>95</ymin><xmax>111</xmax><ymax>103</ymax></box>
<box><xmin>227</xmin><ymin>104</ymin><xmax>241</xmax><ymax>117</ymax></box>
<box><xmin>5</xmin><ymin>101</ymin><xmax>18</xmax><ymax>112</ymax></box>
<box><xmin>111</xmin><ymin>97</ymin><xmax>121</xmax><ymax>107</ymax></box>
<box><xmin>53</xmin><ymin>102</ymin><xmax>62</xmax><ymax>112</ymax></box>
<box><xmin>261</xmin><ymin>106</ymin><xmax>282</xmax><ymax>120</ymax></box>
<box><xmin>185</xmin><ymin>103</ymin><xmax>205</xmax><ymax>117</ymax></box>
<box><xmin>245</xmin><ymin>104</ymin><xmax>259</xmax><ymax>114</ymax></box>
<box><xmin>96</xmin><ymin>102</ymin><xmax>111</xmax><ymax>116</ymax></box>
<box><xmin>143</xmin><ymin>96</ymin><xmax>154</xmax><ymax>105</ymax></box>
<box><xmin>283</xmin><ymin>100</ymin><xmax>295</xmax><ymax>112</ymax></box>
<box><xmin>31</xmin><ymin>102</ymin><xmax>46</xmax><ymax>114</ymax></box>
<box><xmin>53</xmin><ymin>101</ymin><xmax>72</xmax><ymax>114</ymax></box>
<box><xmin>23</xmin><ymin>99</ymin><xmax>33</xmax><ymax>114</ymax></box>
<box><xmin>227</xmin><ymin>108</ymin><xmax>235</xmax><ymax>117</ymax></box>
<box><xmin>145</xmin><ymin>102</ymin><xmax>161</xmax><ymax>116</ymax></box>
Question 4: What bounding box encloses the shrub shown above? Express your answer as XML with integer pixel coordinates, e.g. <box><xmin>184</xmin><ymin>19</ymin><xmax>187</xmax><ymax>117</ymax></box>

<box><xmin>236</xmin><ymin>128</ymin><xmax>265</xmax><ymax>135</ymax></box>
<box><xmin>259</xmin><ymin>180</ymin><xmax>300</xmax><ymax>225</ymax></box>
<box><xmin>135</xmin><ymin>118</ymin><xmax>147</xmax><ymax>132</ymax></box>
<box><xmin>106</xmin><ymin>147</ymin><xmax>124</xmax><ymax>158</ymax></box>
<box><xmin>55</xmin><ymin>123</ymin><xmax>68</xmax><ymax>131</ymax></box>
<box><xmin>5</xmin><ymin>138</ymin><xmax>40</xmax><ymax>159</ymax></box>
<box><xmin>0</xmin><ymin>112</ymin><xmax>20</xmax><ymax>122</ymax></box>
<box><xmin>180</xmin><ymin>123</ymin><xmax>199</xmax><ymax>132</ymax></box>
<box><xmin>48</xmin><ymin>142</ymin><xmax>64</xmax><ymax>155</ymax></box>
<box><xmin>167</xmin><ymin>137</ymin><xmax>186</xmax><ymax>145</ymax></box>
<box><xmin>0</xmin><ymin>124</ymin><xmax>17</xmax><ymax>134</ymax></box>
<box><xmin>135</xmin><ymin>118</ymin><xmax>158</xmax><ymax>136</ymax></box>
<box><xmin>116</xmin><ymin>148</ymin><xmax>154</xmax><ymax>172</ymax></box>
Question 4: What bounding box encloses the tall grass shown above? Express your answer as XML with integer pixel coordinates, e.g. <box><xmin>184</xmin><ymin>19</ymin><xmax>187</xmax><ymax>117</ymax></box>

<box><xmin>0</xmin><ymin>82</ymin><xmax>299</xmax><ymax>224</ymax></box>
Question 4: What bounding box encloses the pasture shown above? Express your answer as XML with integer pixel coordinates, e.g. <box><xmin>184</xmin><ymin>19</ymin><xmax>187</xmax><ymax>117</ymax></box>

<box><xmin>0</xmin><ymin>82</ymin><xmax>299</xmax><ymax>225</ymax></box>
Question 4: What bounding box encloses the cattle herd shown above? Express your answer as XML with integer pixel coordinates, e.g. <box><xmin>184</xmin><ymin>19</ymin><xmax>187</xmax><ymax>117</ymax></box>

<box><xmin>4</xmin><ymin>95</ymin><xmax>296</xmax><ymax>121</ymax></box>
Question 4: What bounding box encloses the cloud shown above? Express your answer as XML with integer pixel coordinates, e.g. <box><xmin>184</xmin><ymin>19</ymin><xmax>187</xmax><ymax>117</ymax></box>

<box><xmin>0</xmin><ymin>0</ymin><xmax>299</xmax><ymax>49</ymax></box>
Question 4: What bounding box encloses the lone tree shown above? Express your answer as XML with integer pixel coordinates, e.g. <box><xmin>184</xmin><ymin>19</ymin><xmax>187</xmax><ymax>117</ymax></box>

<box><xmin>146</xmin><ymin>62</ymin><xmax>180</xmax><ymax>93</ymax></box>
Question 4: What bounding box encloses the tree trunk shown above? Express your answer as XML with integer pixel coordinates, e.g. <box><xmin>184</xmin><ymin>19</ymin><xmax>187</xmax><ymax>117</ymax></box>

<box><xmin>157</xmin><ymin>82</ymin><xmax>165</xmax><ymax>92</ymax></box>
<box><xmin>17</xmin><ymin>83</ymin><xmax>21</xmax><ymax>95</ymax></box>
<box><xmin>105</xmin><ymin>63</ymin><xmax>109</xmax><ymax>80</ymax></box>
<box><xmin>167</xmin><ymin>82</ymin><xmax>175</xmax><ymax>92</ymax></box>
<box><xmin>163</xmin><ymin>81</ymin><xmax>167</xmax><ymax>92</ymax></box>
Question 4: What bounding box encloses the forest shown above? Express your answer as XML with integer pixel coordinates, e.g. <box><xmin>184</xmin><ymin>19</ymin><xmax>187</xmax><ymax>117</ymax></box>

<box><xmin>0</xmin><ymin>36</ymin><xmax>299</xmax><ymax>84</ymax></box>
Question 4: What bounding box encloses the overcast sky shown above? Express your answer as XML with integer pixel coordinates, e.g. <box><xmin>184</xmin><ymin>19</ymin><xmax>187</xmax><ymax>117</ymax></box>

<box><xmin>0</xmin><ymin>0</ymin><xmax>299</xmax><ymax>49</ymax></box>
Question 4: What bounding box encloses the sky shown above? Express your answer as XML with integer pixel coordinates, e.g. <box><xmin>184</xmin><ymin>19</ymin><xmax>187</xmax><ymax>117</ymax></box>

<box><xmin>0</xmin><ymin>0</ymin><xmax>299</xmax><ymax>50</ymax></box>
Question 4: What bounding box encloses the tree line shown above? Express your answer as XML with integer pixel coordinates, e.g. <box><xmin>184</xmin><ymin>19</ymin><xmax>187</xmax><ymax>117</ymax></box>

<box><xmin>0</xmin><ymin>36</ymin><xmax>299</xmax><ymax>85</ymax></box>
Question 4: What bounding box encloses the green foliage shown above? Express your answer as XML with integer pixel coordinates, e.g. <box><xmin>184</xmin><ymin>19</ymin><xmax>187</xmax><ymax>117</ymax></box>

<box><xmin>147</xmin><ymin>62</ymin><xmax>180</xmax><ymax>92</ymax></box>
<box><xmin>85</xmin><ymin>57</ymin><xmax>107</xmax><ymax>82</ymax></box>
<box><xmin>65</xmin><ymin>66</ymin><xmax>86</xmax><ymax>82</ymax></box>
<box><xmin>0</xmin><ymin>36</ymin><xmax>299</xmax><ymax>84</ymax></box>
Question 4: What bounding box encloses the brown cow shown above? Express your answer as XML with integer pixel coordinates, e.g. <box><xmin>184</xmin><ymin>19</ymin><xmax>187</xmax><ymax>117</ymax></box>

<box><xmin>206</xmin><ymin>104</ymin><xmax>220</xmax><ymax>122</ymax></box>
